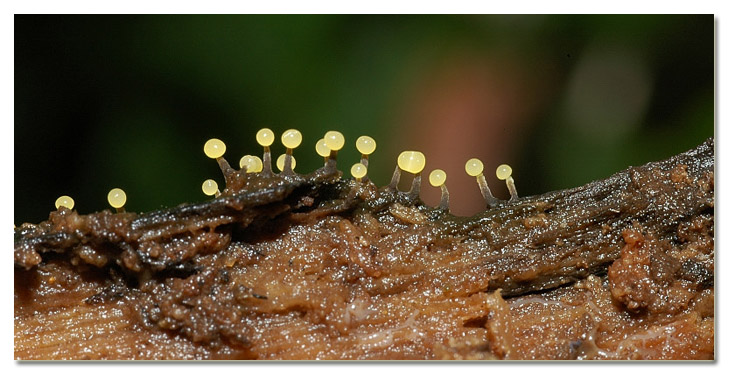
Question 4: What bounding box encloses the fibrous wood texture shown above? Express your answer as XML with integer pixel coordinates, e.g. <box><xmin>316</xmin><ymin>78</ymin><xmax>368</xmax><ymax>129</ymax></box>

<box><xmin>15</xmin><ymin>139</ymin><xmax>714</xmax><ymax>360</ymax></box>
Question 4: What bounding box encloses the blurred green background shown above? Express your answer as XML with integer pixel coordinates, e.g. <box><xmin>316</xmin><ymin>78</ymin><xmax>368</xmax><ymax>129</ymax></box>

<box><xmin>15</xmin><ymin>15</ymin><xmax>714</xmax><ymax>221</ymax></box>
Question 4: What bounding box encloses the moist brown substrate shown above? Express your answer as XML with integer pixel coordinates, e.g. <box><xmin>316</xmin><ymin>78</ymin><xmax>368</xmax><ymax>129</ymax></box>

<box><xmin>14</xmin><ymin>139</ymin><xmax>714</xmax><ymax>359</ymax></box>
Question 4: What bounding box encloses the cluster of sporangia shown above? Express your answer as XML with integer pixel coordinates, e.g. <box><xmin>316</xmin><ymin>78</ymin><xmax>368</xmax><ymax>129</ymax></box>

<box><xmin>53</xmin><ymin>129</ymin><xmax>517</xmax><ymax>213</ymax></box>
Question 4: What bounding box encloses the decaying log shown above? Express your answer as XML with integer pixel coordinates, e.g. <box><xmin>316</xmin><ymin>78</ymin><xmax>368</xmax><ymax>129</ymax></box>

<box><xmin>14</xmin><ymin>138</ymin><xmax>714</xmax><ymax>360</ymax></box>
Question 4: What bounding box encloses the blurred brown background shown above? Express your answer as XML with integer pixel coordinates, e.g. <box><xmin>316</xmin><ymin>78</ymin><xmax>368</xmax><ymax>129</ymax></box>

<box><xmin>15</xmin><ymin>15</ymin><xmax>714</xmax><ymax>221</ymax></box>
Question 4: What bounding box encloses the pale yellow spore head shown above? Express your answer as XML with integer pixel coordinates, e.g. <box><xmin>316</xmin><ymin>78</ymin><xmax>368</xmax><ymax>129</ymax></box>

<box><xmin>202</xmin><ymin>179</ymin><xmax>219</xmax><ymax>196</ymax></box>
<box><xmin>281</xmin><ymin>129</ymin><xmax>303</xmax><ymax>149</ymax></box>
<box><xmin>351</xmin><ymin>163</ymin><xmax>367</xmax><ymax>179</ymax></box>
<box><xmin>55</xmin><ymin>195</ymin><xmax>75</xmax><ymax>210</ymax></box>
<box><xmin>276</xmin><ymin>154</ymin><xmax>296</xmax><ymax>172</ymax></box>
<box><xmin>429</xmin><ymin>169</ymin><xmax>447</xmax><ymax>187</ymax></box>
<box><xmin>397</xmin><ymin>151</ymin><xmax>426</xmax><ymax>174</ymax></box>
<box><xmin>465</xmin><ymin>158</ymin><xmax>484</xmax><ymax>177</ymax></box>
<box><xmin>256</xmin><ymin>128</ymin><xmax>275</xmax><ymax>147</ymax></box>
<box><xmin>107</xmin><ymin>188</ymin><xmax>127</xmax><ymax>209</ymax></box>
<box><xmin>323</xmin><ymin>131</ymin><xmax>345</xmax><ymax>151</ymax></box>
<box><xmin>315</xmin><ymin>138</ymin><xmax>330</xmax><ymax>157</ymax></box>
<box><xmin>239</xmin><ymin>155</ymin><xmax>263</xmax><ymax>173</ymax></box>
<box><xmin>356</xmin><ymin>136</ymin><xmax>376</xmax><ymax>155</ymax></box>
<box><xmin>496</xmin><ymin>164</ymin><xmax>513</xmax><ymax>180</ymax></box>
<box><xmin>203</xmin><ymin>138</ymin><xmax>226</xmax><ymax>159</ymax></box>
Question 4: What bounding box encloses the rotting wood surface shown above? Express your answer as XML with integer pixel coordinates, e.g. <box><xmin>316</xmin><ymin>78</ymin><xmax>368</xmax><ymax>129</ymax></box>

<box><xmin>15</xmin><ymin>138</ymin><xmax>714</xmax><ymax>360</ymax></box>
